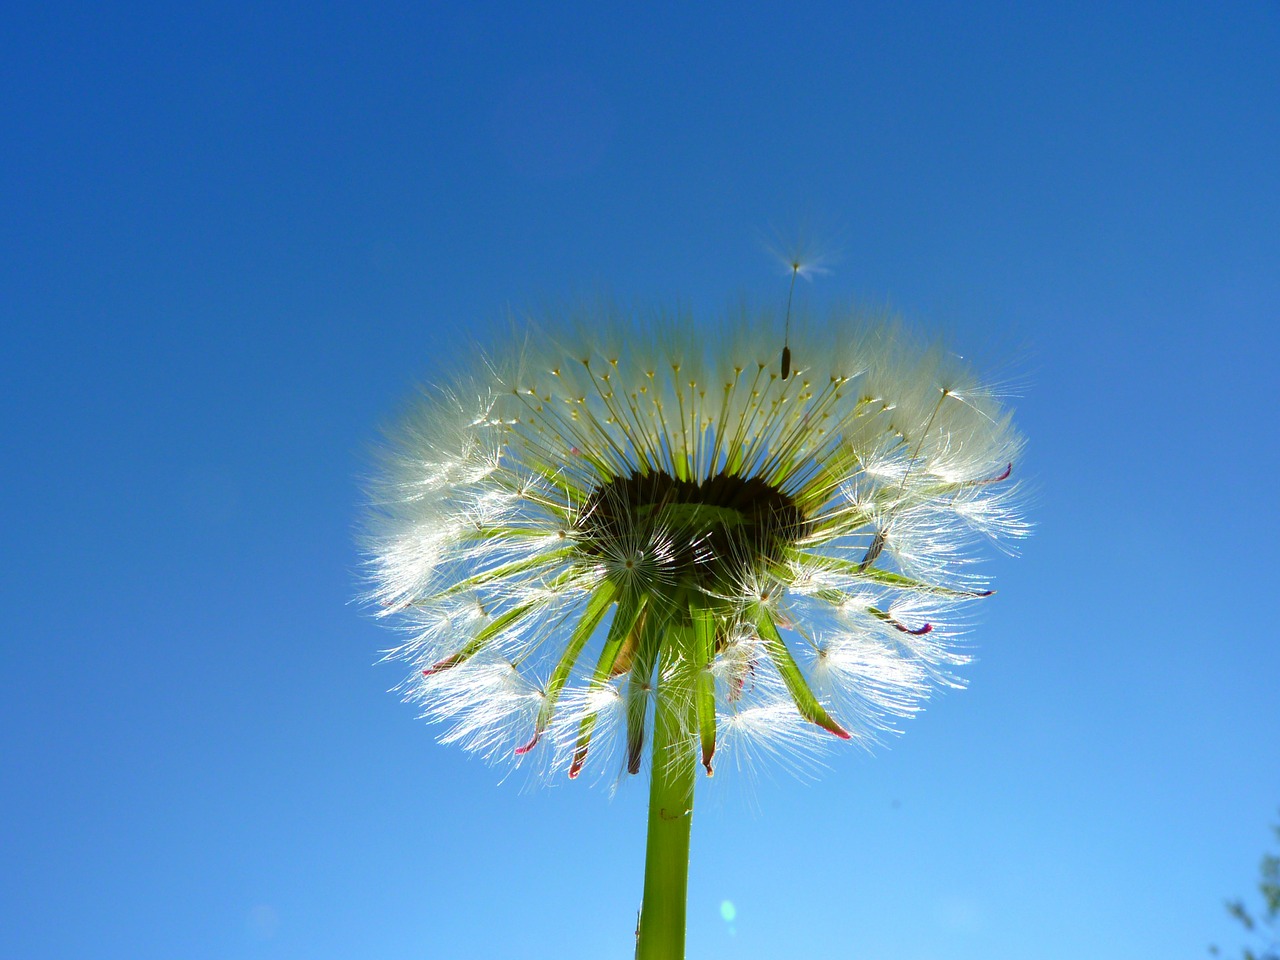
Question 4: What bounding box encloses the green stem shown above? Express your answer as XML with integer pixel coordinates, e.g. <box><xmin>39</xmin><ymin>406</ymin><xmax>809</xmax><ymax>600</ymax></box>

<box><xmin>636</xmin><ymin>681</ymin><xmax>697</xmax><ymax>959</ymax></box>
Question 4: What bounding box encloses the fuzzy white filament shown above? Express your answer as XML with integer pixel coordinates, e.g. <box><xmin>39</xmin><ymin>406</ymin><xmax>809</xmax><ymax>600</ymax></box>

<box><xmin>362</xmin><ymin>307</ymin><xmax>1025</xmax><ymax>781</ymax></box>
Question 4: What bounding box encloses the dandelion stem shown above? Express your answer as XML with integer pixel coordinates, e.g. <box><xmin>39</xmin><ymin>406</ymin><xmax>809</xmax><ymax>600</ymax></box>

<box><xmin>636</xmin><ymin>659</ymin><xmax>697</xmax><ymax>960</ymax></box>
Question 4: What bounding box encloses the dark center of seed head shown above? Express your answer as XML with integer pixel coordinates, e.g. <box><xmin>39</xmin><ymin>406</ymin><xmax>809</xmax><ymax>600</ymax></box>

<box><xmin>579</xmin><ymin>470</ymin><xmax>810</xmax><ymax>582</ymax></box>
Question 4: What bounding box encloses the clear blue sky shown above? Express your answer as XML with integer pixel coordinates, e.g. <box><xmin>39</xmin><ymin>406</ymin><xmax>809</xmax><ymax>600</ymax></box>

<box><xmin>3</xmin><ymin>3</ymin><xmax>1278</xmax><ymax>959</ymax></box>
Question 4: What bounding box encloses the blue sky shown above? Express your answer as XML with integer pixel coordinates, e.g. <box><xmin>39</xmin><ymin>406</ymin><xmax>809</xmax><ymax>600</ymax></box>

<box><xmin>3</xmin><ymin>3</ymin><xmax>1278</xmax><ymax>959</ymax></box>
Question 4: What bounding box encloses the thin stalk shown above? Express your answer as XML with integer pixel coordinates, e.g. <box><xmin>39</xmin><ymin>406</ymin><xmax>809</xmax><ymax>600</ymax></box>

<box><xmin>636</xmin><ymin>667</ymin><xmax>697</xmax><ymax>959</ymax></box>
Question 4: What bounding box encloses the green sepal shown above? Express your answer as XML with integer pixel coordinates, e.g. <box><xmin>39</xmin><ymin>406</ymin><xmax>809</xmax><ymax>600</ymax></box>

<box><xmin>516</xmin><ymin>579</ymin><xmax>618</xmax><ymax>755</ymax></box>
<box><xmin>427</xmin><ymin>549</ymin><xmax>577</xmax><ymax>602</ymax></box>
<box><xmin>420</xmin><ymin>597</ymin><xmax>540</xmax><ymax>675</ymax></box>
<box><xmin>756</xmin><ymin>607</ymin><xmax>850</xmax><ymax>739</ymax></box>
<box><xmin>867</xmin><ymin>605</ymin><xmax>934</xmax><ymax>636</ymax></box>
<box><xmin>794</xmin><ymin>553</ymin><xmax>994</xmax><ymax>598</ymax></box>
<box><xmin>691</xmin><ymin>604</ymin><xmax>718</xmax><ymax>776</ymax></box>
<box><xmin>625</xmin><ymin>602</ymin><xmax>667</xmax><ymax>774</ymax></box>
<box><xmin>567</xmin><ymin>591</ymin><xmax>648</xmax><ymax>778</ymax></box>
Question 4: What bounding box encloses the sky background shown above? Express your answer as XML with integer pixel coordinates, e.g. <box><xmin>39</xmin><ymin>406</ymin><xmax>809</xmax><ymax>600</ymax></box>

<box><xmin>3</xmin><ymin>3</ymin><xmax>1279</xmax><ymax>959</ymax></box>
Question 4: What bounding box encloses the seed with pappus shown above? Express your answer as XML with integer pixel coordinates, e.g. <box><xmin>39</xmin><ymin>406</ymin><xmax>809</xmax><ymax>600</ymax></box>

<box><xmin>361</xmin><ymin>304</ymin><xmax>1026</xmax><ymax>958</ymax></box>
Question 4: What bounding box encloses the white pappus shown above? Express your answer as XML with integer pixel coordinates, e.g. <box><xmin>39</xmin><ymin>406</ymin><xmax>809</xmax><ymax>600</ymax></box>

<box><xmin>361</xmin><ymin>304</ymin><xmax>1027</xmax><ymax>784</ymax></box>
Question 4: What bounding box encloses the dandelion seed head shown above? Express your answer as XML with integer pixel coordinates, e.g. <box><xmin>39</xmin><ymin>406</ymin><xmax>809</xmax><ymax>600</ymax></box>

<box><xmin>361</xmin><ymin>303</ymin><xmax>1026</xmax><ymax>782</ymax></box>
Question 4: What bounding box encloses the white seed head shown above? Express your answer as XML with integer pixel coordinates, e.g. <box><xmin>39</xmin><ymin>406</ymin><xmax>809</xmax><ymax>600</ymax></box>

<box><xmin>361</xmin><ymin>306</ymin><xmax>1026</xmax><ymax>782</ymax></box>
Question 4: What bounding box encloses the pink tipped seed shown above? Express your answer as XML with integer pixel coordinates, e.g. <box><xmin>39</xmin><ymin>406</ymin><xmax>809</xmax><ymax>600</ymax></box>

<box><xmin>962</xmin><ymin>463</ymin><xmax>1013</xmax><ymax>488</ymax></box>
<box><xmin>881</xmin><ymin>609</ymin><xmax>934</xmax><ymax>635</ymax></box>
<box><xmin>813</xmin><ymin>712</ymin><xmax>853</xmax><ymax>740</ymax></box>
<box><xmin>514</xmin><ymin>730</ymin><xmax>541</xmax><ymax>756</ymax></box>
<box><xmin>826</xmin><ymin>723</ymin><xmax>852</xmax><ymax>741</ymax></box>
<box><xmin>975</xmin><ymin>463</ymin><xmax>1013</xmax><ymax>484</ymax></box>
<box><xmin>421</xmin><ymin>654</ymin><xmax>462</xmax><ymax>677</ymax></box>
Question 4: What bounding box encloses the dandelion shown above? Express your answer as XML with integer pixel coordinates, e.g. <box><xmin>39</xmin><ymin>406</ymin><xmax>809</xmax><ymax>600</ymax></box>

<box><xmin>362</xmin><ymin>297</ymin><xmax>1026</xmax><ymax>958</ymax></box>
